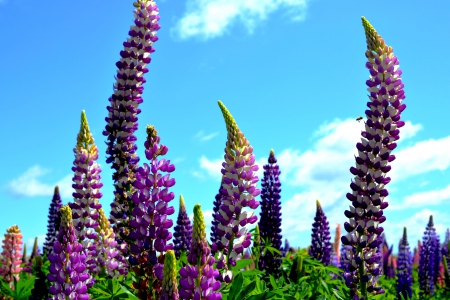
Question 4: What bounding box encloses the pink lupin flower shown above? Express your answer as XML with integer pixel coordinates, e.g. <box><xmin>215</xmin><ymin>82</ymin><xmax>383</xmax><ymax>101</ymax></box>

<box><xmin>0</xmin><ymin>225</ymin><xmax>24</xmax><ymax>284</ymax></box>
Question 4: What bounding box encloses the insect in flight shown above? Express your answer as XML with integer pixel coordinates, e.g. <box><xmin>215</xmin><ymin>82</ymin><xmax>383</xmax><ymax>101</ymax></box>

<box><xmin>356</xmin><ymin>116</ymin><xmax>363</xmax><ymax>122</ymax></box>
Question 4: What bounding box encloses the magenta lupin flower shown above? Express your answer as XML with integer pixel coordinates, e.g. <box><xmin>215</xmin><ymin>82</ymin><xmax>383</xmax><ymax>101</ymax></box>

<box><xmin>341</xmin><ymin>17</ymin><xmax>406</xmax><ymax>299</ymax></box>
<box><xmin>47</xmin><ymin>205</ymin><xmax>92</xmax><ymax>299</ymax></box>
<box><xmin>128</xmin><ymin>125</ymin><xmax>175</xmax><ymax>299</ymax></box>
<box><xmin>212</xmin><ymin>101</ymin><xmax>260</xmax><ymax>280</ymax></box>
<box><xmin>0</xmin><ymin>225</ymin><xmax>23</xmax><ymax>283</ymax></box>
<box><xmin>173</xmin><ymin>195</ymin><xmax>193</xmax><ymax>258</ymax></box>
<box><xmin>69</xmin><ymin>110</ymin><xmax>103</xmax><ymax>275</ymax></box>
<box><xmin>102</xmin><ymin>0</ymin><xmax>160</xmax><ymax>245</ymax></box>
<box><xmin>179</xmin><ymin>204</ymin><xmax>222</xmax><ymax>300</ymax></box>
<box><xmin>43</xmin><ymin>186</ymin><xmax>62</xmax><ymax>257</ymax></box>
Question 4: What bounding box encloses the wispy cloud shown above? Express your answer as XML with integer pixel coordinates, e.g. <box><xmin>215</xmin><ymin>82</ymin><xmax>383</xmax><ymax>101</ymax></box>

<box><xmin>402</xmin><ymin>184</ymin><xmax>450</xmax><ymax>208</ymax></box>
<box><xmin>172</xmin><ymin>0</ymin><xmax>310</xmax><ymax>40</ymax></box>
<box><xmin>194</xmin><ymin>130</ymin><xmax>219</xmax><ymax>142</ymax></box>
<box><xmin>5</xmin><ymin>165</ymin><xmax>73</xmax><ymax>199</ymax></box>
<box><xmin>192</xmin><ymin>156</ymin><xmax>223</xmax><ymax>180</ymax></box>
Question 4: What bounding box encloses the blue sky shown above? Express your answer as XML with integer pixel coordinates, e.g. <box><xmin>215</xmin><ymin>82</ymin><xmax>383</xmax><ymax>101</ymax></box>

<box><xmin>1</xmin><ymin>0</ymin><xmax>450</xmax><ymax>255</ymax></box>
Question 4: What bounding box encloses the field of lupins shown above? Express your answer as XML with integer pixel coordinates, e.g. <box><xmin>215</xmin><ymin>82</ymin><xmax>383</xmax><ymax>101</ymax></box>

<box><xmin>1</xmin><ymin>1</ymin><xmax>450</xmax><ymax>300</ymax></box>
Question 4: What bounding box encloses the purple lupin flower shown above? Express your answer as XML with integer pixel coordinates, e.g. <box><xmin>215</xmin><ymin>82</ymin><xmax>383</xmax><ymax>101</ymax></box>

<box><xmin>397</xmin><ymin>227</ymin><xmax>412</xmax><ymax>300</ymax></box>
<box><xmin>210</xmin><ymin>180</ymin><xmax>225</xmax><ymax>251</ymax></box>
<box><xmin>43</xmin><ymin>186</ymin><xmax>62</xmax><ymax>257</ymax></box>
<box><xmin>442</xmin><ymin>228</ymin><xmax>450</xmax><ymax>258</ymax></box>
<box><xmin>103</xmin><ymin>0</ymin><xmax>160</xmax><ymax>247</ymax></box>
<box><xmin>128</xmin><ymin>125</ymin><xmax>175</xmax><ymax>299</ymax></box>
<box><xmin>47</xmin><ymin>205</ymin><xmax>92</xmax><ymax>299</ymax></box>
<box><xmin>310</xmin><ymin>200</ymin><xmax>331</xmax><ymax>266</ymax></box>
<box><xmin>69</xmin><ymin>110</ymin><xmax>103</xmax><ymax>276</ymax></box>
<box><xmin>282</xmin><ymin>238</ymin><xmax>290</xmax><ymax>257</ymax></box>
<box><xmin>212</xmin><ymin>101</ymin><xmax>260</xmax><ymax>281</ymax></box>
<box><xmin>179</xmin><ymin>204</ymin><xmax>222</xmax><ymax>300</ymax></box>
<box><xmin>419</xmin><ymin>215</ymin><xmax>437</xmax><ymax>296</ymax></box>
<box><xmin>173</xmin><ymin>195</ymin><xmax>192</xmax><ymax>259</ymax></box>
<box><xmin>258</xmin><ymin>149</ymin><xmax>283</xmax><ymax>277</ymax></box>
<box><xmin>341</xmin><ymin>16</ymin><xmax>406</xmax><ymax>299</ymax></box>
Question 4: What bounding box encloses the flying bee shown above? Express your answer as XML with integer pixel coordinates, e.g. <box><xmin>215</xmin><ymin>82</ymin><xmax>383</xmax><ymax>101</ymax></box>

<box><xmin>356</xmin><ymin>116</ymin><xmax>363</xmax><ymax>123</ymax></box>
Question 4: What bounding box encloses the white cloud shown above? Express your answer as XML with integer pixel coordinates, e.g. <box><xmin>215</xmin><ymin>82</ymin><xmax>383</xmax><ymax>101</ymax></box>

<box><xmin>389</xmin><ymin>136</ymin><xmax>450</xmax><ymax>183</ymax></box>
<box><xmin>402</xmin><ymin>184</ymin><xmax>450</xmax><ymax>208</ymax></box>
<box><xmin>194</xmin><ymin>130</ymin><xmax>219</xmax><ymax>142</ymax></box>
<box><xmin>383</xmin><ymin>209</ymin><xmax>449</xmax><ymax>251</ymax></box>
<box><xmin>192</xmin><ymin>156</ymin><xmax>223</xmax><ymax>181</ymax></box>
<box><xmin>6</xmin><ymin>165</ymin><xmax>73</xmax><ymax>199</ymax></box>
<box><xmin>172</xmin><ymin>0</ymin><xmax>310</xmax><ymax>40</ymax></box>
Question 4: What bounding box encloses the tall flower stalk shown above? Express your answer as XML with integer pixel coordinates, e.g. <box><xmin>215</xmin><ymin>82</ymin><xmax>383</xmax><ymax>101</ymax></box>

<box><xmin>173</xmin><ymin>195</ymin><xmax>192</xmax><ymax>258</ymax></box>
<box><xmin>128</xmin><ymin>125</ymin><xmax>175</xmax><ymax>299</ymax></box>
<box><xmin>419</xmin><ymin>215</ymin><xmax>438</xmax><ymax>296</ymax></box>
<box><xmin>310</xmin><ymin>200</ymin><xmax>331</xmax><ymax>266</ymax></box>
<box><xmin>341</xmin><ymin>16</ymin><xmax>406</xmax><ymax>299</ymax></box>
<box><xmin>397</xmin><ymin>227</ymin><xmax>412</xmax><ymax>300</ymax></box>
<box><xmin>69</xmin><ymin>110</ymin><xmax>104</xmax><ymax>276</ymax></box>
<box><xmin>179</xmin><ymin>204</ymin><xmax>221</xmax><ymax>300</ymax></box>
<box><xmin>43</xmin><ymin>186</ymin><xmax>62</xmax><ymax>257</ymax></box>
<box><xmin>47</xmin><ymin>205</ymin><xmax>92</xmax><ymax>299</ymax></box>
<box><xmin>103</xmin><ymin>0</ymin><xmax>161</xmax><ymax>248</ymax></box>
<box><xmin>0</xmin><ymin>225</ymin><xmax>23</xmax><ymax>284</ymax></box>
<box><xmin>211</xmin><ymin>100</ymin><xmax>260</xmax><ymax>281</ymax></box>
<box><xmin>258</xmin><ymin>149</ymin><xmax>283</xmax><ymax>277</ymax></box>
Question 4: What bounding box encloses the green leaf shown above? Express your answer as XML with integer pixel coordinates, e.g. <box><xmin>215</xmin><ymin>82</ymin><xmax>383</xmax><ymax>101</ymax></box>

<box><xmin>269</xmin><ymin>275</ymin><xmax>278</xmax><ymax>289</ymax></box>
<box><xmin>232</xmin><ymin>259</ymin><xmax>252</xmax><ymax>272</ymax></box>
<box><xmin>229</xmin><ymin>272</ymin><xmax>244</xmax><ymax>300</ymax></box>
<box><xmin>239</xmin><ymin>281</ymin><xmax>257</xmax><ymax>298</ymax></box>
<box><xmin>240</xmin><ymin>269</ymin><xmax>264</xmax><ymax>276</ymax></box>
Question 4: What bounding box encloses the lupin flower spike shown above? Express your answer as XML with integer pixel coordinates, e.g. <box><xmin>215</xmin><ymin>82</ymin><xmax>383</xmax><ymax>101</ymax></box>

<box><xmin>419</xmin><ymin>215</ymin><xmax>438</xmax><ymax>296</ymax></box>
<box><xmin>173</xmin><ymin>195</ymin><xmax>193</xmax><ymax>258</ymax></box>
<box><xmin>0</xmin><ymin>225</ymin><xmax>23</xmax><ymax>283</ymax></box>
<box><xmin>128</xmin><ymin>124</ymin><xmax>176</xmax><ymax>299</ymax></box>
<box><xmin>258</xmin><ymin>149</ymin><xmax>283</xmax><ymax>277</ymax></box>
<box><xmin>210</xmin><ymin>179</ymin><xmax>225</xmax><ymax>251</ymax></box>
<box><xmin>47</xmin><ymin>205</ymin><xmax>92</xmax><ymax>299</ymax></box>
<box><xmin>310</xmin><ymin>200</ymin><xmax>331</xmax><ymax>266</ymax></box>
<box><xmin>341</xmin><ymin>16</ymin><xmax>406</xmax><ymax>299</ymax></box>
<box><xmin>160</xmin><ymin>250</ymin><xmax>179</xmax><ymax>300</ymax></box>
<box><xmin>179</xmin><ymin>204</ymin><xmax>221</xmax><ymax>300</ymax></box>
<box><xmin>103</xmin><ymin>0</ymin><xmax>161</xmax><ymax>248</ymax></box>
<box><xmin>69</xmin><ymin>110</ymin><xmax>104</xmax><ymax>275</ymax></box>
<box><xmin>397</xmin><ymin>227</ymin><xmax>412</xmax><ymax>300</ymax></box>
<box><xmin>95</xmin><ymin>208</ymin><xmax>127</xmax><ymax>277</ymax></box>
<box><xmin>212</xmin><ymin>100</ymin><xmax>260</xmax><ymax>278</ymax></box>
<box><xmin>43</xmin><ymin>186</ymin><xmax>62</xmax><ymax>256</ymax></box>
<box><xmin>282</xmin><ymin>238</ymin><xmax>290</xmax><ymax>257</ymax></box>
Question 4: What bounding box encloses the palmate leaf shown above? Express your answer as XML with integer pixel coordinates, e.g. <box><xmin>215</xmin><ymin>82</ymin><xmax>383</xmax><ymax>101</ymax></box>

<box><xmin>89</xmin><ymin>277</ymin><xmax>139</xmax><ymax>300</ymax></box>
<box><xmin>0</xmin><ymin>275</ymin><xmax>35</xmax><ymax>300</ymax></box>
